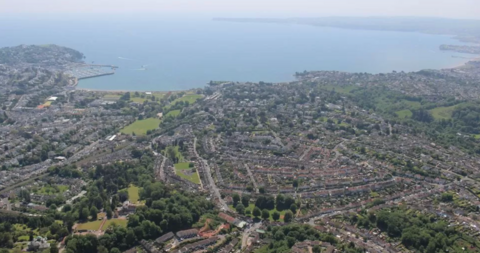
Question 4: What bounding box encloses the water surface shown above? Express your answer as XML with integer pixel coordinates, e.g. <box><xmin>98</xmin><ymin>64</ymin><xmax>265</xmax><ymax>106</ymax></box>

<box><xmin>0</xmin><ymin>17</ymin><xmax>473</xmax><ymax>91</ymax></box>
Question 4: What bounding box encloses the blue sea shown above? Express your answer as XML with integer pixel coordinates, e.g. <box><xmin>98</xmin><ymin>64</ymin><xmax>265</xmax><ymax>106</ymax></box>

<box><xmin>0</xmin><ymin>16</ymin><xmax>473</xmax><ymax>91</ymax></box>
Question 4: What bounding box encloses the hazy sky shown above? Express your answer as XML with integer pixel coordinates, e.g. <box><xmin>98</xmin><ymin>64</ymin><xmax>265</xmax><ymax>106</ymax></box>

<box><xmin>0</xmin><ymin>0</ymin><xmax>479</xmax><ymax>19</ymax></box>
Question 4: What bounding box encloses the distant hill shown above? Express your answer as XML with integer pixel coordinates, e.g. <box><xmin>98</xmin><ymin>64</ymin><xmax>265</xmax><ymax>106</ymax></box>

<box><xmin>0</xmin><ymin>44</ymin><xmax>84</xmax><ymax>66</ymax></box>
<box><xmin>214</xmin><ymin>16</ymin><xmax>480</xmax><ymax>43</ymax></box>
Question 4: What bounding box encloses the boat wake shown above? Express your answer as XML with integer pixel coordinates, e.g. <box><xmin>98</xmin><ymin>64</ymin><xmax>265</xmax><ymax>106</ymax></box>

<box><xmin>118</xmin><ymin>56</ymin><xmax>135</xmax><ymax>61</ymax></box>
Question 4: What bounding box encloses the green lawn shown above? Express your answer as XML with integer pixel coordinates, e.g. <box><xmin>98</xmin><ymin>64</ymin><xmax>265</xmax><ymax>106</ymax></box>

<box><xmin>130</xmin><ymin>97</ymin><xmax>148</xmax><ymax>103</ymax></box>
<box><xmin>76</xmin><ymin>220</ymin><xmax>103</xmax><ymax>231</ymax></box>
<box><xmin>127</xmin><ymin>185</ymin><xmax>140</xmax><ymax>204</ymax></box>
<box><xmin>104</xmin><ymin>219</ymin><xmax>127</xmax><ymax>229</ymax></box>
<box><xmin>35</xmin><ymin>185</ymin><xmax>69</xmax><ymax>195</ymax></box>
<box><xmin>17</xmin><ymin>235</ymin><xmax>30</xmax><ymax>242</ymax></box>
<box><xmin>175</xmin><ymin>163</ymin><xmax>200</xmax><ymax>184</ymax></box>
<box><xmin>173</xmin><ymin>94</ymin><xmax>203</xmax><ymax>104</ymax></box>
<box><xmin>120</xmin><ymin>118</ymin><xmax>161</xmax><ymax>135</ymax></box>
<box><xmin>165</xmin><ymin>109</ymin><xmax>181</xmax><ymax>118</ymax></box>
<box><xmin>395</xmin><ymin>109</ymin><xmax>413</xmax><ymax>118</ymax></box>
<box><xmin>319</xmin><ymin>85</ymin><xmax>358</xmax><ymax>94</ymax></box>
<box><xmin>129</xmin><ymin>92</ymin><xmax>166</xmax><ymax>104</ymax></box>
<box><xmin>152</xmin><ymin>92</ymin><xmax>167</xmax><ymax>98</ymax></box>
<box><xmin>103</xmin><ymin>94</ymin><xmax>122</xmax><ymax>100</ymax></box>
<box><xmin>429</xmin><ymin>105</ymin><xmax>459</xmax><ymax>120</ymax></box>
<box><xmin>402</xmin><ymin>100</ymin><xmax>422</xmax><ymax>109</ymax></box>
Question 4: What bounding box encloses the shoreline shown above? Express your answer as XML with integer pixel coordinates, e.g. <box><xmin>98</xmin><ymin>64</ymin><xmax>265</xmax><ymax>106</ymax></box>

<box><xmin>74</xmin><ymin>87</ymin><xmax>191</xmax><ymax>93</ymax></box>
<box><xmin>74</xmin><ymin>56</ymin><xmax>480</xmax><ymax>93</ymax></box>
<box><xmin>451</xmin><ymin>55</ymin><xmax>480</xmax><ymax>69</ymax></box>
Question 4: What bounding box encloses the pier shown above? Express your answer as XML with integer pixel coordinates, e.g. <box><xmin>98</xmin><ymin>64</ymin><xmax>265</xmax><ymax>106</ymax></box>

<box><xmin>65</xmin><ymin>65</ymin><xmax>116</xmax><ymax>80</ymax></box>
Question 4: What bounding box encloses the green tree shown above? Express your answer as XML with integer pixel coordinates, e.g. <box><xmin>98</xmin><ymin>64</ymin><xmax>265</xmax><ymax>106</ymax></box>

<box><xmin>272</xmin><ymin>211</ymin><xmax>280</xmax><ymax>221</ymax></box>
<box><xmin>80</xmin><ymin>207</ymin><xmax>89</xmax><ymax>221</ymax></box>
<box><xmin>290</xmin><ymin>203</ymin><xmax>297</xmax><ymax>214</ymax></box>
<box><xmin>259</xmin><ymin>187</ymin><xmax>265</xmax><ymax>194</ymax></box>
<box><xmin>284</xmin><ymin>210</ymin><xmax>293</xmax><ymax>222</ymax></box>
<box><xmin>90</xmin><ymin>206</ymin><xmax>98</xmax><ymax>220</ymax></box>
<box><xmin>232</xmin><ymin>193</ymin><xmax>240</xmax><ymax>207</ymax></box>
<box><xmin>252</xmin><ymin>207</ymin><xmax>261</xmax><ymax>218</ymax></box>
<box><xmin>276</xmin><ymin>194</ymin><xmax>285</xmax><ymax>210</ymax></box>
<box><xmin>97</xmin><ymin>246</ymin><xmax>108</xmax><ymax>253</ymax></box>
<box><xmin>50</xmin><ymin>243</ymin><xmax>59</xmax><ymax>253</ymax></box>
<box><xmin>293</xmin><ymin>179</ymin><xmax>299</xmax><ymax>188</ymax></box>
<box><xmin>241</xmin><ymin>194</ymin><xmax>250</xmax><ymax>207</ymax></box>
<box><xmin>235</xmin><ymin>203</ymin><xmax>245</xmax><ymax>215</ymax></box>
<box><xmin>125</xmin><ymin>230</ymin><xmax>136</xmax><ymax>247</ymax></box>
<box><xmin>62</xmin><ymin>204</ymin><xmax>72</xmax><ymax>212</ymax></box>
<box><xmin>261</xmin><ymin>209</ymin><xmax>270</xmax><ymax>220</ymax></box>
<box><xmin>106</xmin><ymin>206</ymin><xmax>113</xmax><ymax>219</ymax></box>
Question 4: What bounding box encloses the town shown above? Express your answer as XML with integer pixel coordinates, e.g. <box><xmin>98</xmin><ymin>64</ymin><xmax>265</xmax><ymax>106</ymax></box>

<box><xmin>1</xmin><ymin>44</ymin><xmax>480</xmax><ymax>253</ymax></box>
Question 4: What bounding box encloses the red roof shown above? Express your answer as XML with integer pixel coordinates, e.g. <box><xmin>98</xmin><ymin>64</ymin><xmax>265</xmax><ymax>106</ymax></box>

<box><xmin>218</xmin><ymin>212</ymin><xmax>235</xmax><ymax>223</ymax></box>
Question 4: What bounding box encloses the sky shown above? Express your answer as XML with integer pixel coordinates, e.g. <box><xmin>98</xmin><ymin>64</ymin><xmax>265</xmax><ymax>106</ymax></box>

<box><xmin>0</xmin><ymin>0</ymin><xmax>479</xmax><ymax>19</ymax></box>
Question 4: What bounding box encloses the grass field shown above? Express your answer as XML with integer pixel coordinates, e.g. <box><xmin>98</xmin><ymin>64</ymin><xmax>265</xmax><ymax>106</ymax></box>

<box><xmin>17</xmin><ymin>235</ymin><xmax>30</xmax><ymax>242</ymax></box>
<box><xmin>120</xmin><ymin>118</ymin><xmax>161</xmax><ymax>135</ymax></box>
<box><xmin>430</xmin><ymin>105</ymin><xmax>459</xmax><ymax>120</ymax></box>
<box><xmin>395</xmin><ymin>109</ymin><xmax>413</xmax><ymax>118</ymax></box>
<box><xmin>104</xmin><ymin>219</ymin><xmax>127</xmax><ymax>229</ymax></box>
<box><xmin>43</xmin><ymin>101</ymin><xmax>52</xmax><ymax>106</ymax></box>
<box><xmin>175</xmin><ymin>163</ymin><xmax>200</xmax><ymax>184</ymax></box>
<box><xmin>127</xmin><ymin>185</ymin><xmax>140</xmax><ymax>204</ymax></box>
<box><xmin>103</xmin><ymin>94</ymin><xmax>122</xmax><ymax>100</ymax></box>
<box><xmin>129</xmin><ymin>92</ymin><xmax>166</xmax><ymax>104</ymax></box>
<box><xmin>34</xmin><ymin>185</ymin><xmax>69</xmax><ymax>195</ymax></box>
<box><xmin>165</xmin><ymin>109</ymin><xmax>181</xmax><ymax>118</ymax></box>
<box><xmin>76</xmin><ymin>220</ymin><xmax>103</xmax><ymax>231</ymax></box>
<box><xmin>173</xmin><ymin>94</ymin><xmax>203</xmax><ymax>104</ymax></box>
<box><xmin>319</xmin><ymin>85</ymin><xmax>357</xmax><ymax>94</ymax></box>
<box><xmin>130</xmin><ymin>97</ymin><xmax>148</xmax><ymax>103</ymax></box>
<box><xmin>402</xmin><ymin>100</ymin><xmax>421</xmax><ymax>109</ymax></box>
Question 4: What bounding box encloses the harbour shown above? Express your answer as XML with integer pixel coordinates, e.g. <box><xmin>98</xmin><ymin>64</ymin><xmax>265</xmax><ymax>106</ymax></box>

<box><xmin>65</xmin><ymin>64</ymin><xmax>117</xmax><ymax>80</ymax></box>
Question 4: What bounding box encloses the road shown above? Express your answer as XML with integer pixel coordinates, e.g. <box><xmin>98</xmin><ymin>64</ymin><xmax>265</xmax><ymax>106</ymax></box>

<box><xmin>299</xmin><ymin>146</ymin><xmax>312</xmax><ymax>161</ymax></box>
<box><xmin>328</xmin><ymin>141</ymin><xmax>344</xmax><ymax>165</ymax></box>
<box><xmin>154</xmin><ymin>155</ymin><xmax>167</xmax><ymax>181</ymax></box>
<box><xmin>244</xmin><ymin>164</ymin><xmax>259</xmax><ymax>193</ymax></box>
<box><xmin>57</xmin><ymin>190</ymin><xmax>87</xmax><ymax>211</ymax></box>
<box><xmin>193</xmin><ymin>137</ymin><xmax>229</xmax><ymax>211</ymax></box>
<box><xmin>241</xmin><ymin>222</ymin><xmax>261</xmax><ymax>249</ymax></box>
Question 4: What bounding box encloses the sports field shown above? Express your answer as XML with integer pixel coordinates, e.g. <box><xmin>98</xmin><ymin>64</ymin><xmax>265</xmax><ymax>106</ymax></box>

<box><xmin>120</xmin><ymin>118</ymin><xmax>161</xmax><ymax>135</ymax></box>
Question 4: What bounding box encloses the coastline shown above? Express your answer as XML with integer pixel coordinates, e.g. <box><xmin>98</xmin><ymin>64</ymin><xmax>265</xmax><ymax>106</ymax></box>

<box><xmin>451</xmin><ymin>55</ymin><xmax>480</xmax><ymax>69</ymax></box>
<box><xmin>74</xmin><ymin>56</ymin><xmax>480</xmax><ymax>93</ymax></box>
<box><xmin>74</xmin><ymin>86</ymin><xmax>186</xmax><ymax>93</ymax></box>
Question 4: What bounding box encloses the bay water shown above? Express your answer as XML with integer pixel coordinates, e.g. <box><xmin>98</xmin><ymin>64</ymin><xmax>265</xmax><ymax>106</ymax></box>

<box><xmin>0</xmin><ymin>16</ymin><xmax>473</xmax><ymax>91</ymax></box>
